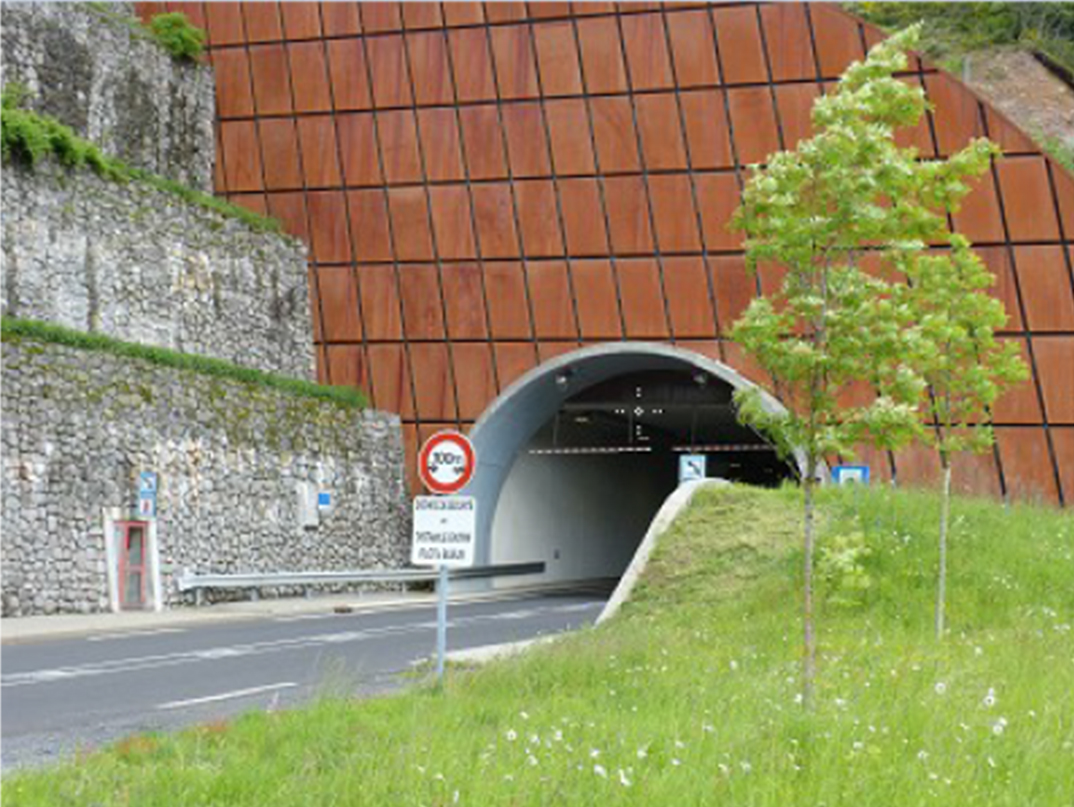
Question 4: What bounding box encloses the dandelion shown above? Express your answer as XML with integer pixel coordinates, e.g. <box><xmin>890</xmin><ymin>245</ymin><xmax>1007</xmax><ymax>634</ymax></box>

<box><xmin>506</xmin><ymin>729</ymin><xmax>518</xmax><ymax>742</ymax></box>
<box><xmin>594</xmin><ymin>764</ymin><xmax>607</xmax><ymax>778</ymax></box>
<box><xmin>934</xmin><ymin>682</ymin><xmax>947</xmax><ymax>695</ymax></box>
<box><xmin>618</xmin><ymin>769</ymin><xmax>632</xmax><ymax>787</ymax></box>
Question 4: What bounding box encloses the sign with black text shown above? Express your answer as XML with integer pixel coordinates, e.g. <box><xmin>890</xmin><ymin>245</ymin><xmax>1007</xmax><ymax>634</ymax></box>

<box><xmin>411</xmin><ymin>496</ymin><xmax>477</xmax><ymax>568</ymax></box>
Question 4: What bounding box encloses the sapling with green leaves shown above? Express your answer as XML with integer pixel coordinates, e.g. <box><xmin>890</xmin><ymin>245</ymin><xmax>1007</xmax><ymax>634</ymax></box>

<box><xmin>729</xmin><ymin>25</ymin><xmax>1006</xmax><ymax>706</ymax></box>
<box><xmin>896</xmin><ymin>235</ymin><xmax>1028</xmax><ymax>639</ymax></box>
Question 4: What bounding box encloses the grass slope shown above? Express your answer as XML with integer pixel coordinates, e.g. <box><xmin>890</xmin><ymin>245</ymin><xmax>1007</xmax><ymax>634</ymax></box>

<box><xmin>8</xmin><ymin>485</ymin><xmax>1073</xmax><ymax>805</ymax></box>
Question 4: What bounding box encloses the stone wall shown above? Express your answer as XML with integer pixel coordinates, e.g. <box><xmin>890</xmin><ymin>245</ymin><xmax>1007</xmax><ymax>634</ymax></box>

<box><xmin>1</xmin><ymin>2</ymin><xmax>214</xmax><ymax>191</ymax></box>
<box><xmin>1</xmin><ymin>161</ymin><xmax>315</xmax><ymax>380</ymax></box>
<box><xmin>1</xmin><ymin>336</ymin><xmax>411</xmax><ymax>617</ymax></box>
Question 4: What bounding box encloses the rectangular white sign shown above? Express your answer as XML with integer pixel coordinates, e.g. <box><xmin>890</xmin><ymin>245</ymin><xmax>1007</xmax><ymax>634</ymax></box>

<box><xmin>411</xmin><ymin>496</ymin><xmax>477</xmax><ymax>568</ymax></box>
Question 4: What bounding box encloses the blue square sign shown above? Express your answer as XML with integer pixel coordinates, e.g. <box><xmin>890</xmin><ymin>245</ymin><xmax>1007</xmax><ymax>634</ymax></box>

<box><xmin>317</xmin><ymin>491</ymin><xmax>332</xmax><ymax>510</ymax></box>
<box><xmin>832</xmin><ymin>465</ymin><xmax>870</xmax><ymax>485</ymax></box>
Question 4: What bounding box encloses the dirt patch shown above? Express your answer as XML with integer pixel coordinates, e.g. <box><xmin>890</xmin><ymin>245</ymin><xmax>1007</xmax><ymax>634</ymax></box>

<box><xmin>961</xmin><ymin>47</ymin><xmax>1074</xmax><ymax>150</ymax></box>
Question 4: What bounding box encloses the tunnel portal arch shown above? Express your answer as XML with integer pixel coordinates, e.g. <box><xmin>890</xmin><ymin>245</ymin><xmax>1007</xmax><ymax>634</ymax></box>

<box><xmin>461</xmin><ymin>343</ymin><xmax>807</xmax><ymax>584</ymax></box>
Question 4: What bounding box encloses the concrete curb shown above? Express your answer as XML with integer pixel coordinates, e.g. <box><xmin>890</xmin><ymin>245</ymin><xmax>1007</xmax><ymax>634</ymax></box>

<box><xmin>445</xmin><ymin>635</ymin><xmax>560</xmax><ymax>665</ymax></box>
<box><xmin>597</xmin><ymin>479</ymin><xmax>729</xmax><ymax>625</ymax></box>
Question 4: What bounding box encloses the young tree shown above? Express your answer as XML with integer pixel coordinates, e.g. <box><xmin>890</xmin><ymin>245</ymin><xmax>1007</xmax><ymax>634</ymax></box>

<box><xmin>896</xmin><ymin>236</ymin><xmax>1028</xmax><ymax>639</ymax></box>
<box><xmin>729</xmin><ymin>26</ymin><xmax>1003</xmax><ymax>706</ymax></box>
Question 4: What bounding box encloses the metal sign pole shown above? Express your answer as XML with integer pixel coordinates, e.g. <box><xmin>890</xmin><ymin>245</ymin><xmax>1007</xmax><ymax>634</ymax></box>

<box><xmin>436</xmin><ymin>563</ymin><xmax>448</xmax><ymax>681</ymax></box>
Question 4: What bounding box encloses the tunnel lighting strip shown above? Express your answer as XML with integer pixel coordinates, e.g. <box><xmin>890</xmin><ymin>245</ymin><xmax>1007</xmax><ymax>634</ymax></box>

<box><xmin>671</xmin><ymin>444</ymin><xmax>777</xmax><ymax>453</ymax></box>
<box><xmin>528</xmin><ymin>446</ymin><xmax>654</xmax><ymax>456</ymax></box>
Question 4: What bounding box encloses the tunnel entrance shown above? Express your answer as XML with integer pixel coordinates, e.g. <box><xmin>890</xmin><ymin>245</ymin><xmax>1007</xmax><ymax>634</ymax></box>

<box><xmin>462</xmin><ymin>343</ymin><xmax>802</xmax><ymax>589</ymax></box>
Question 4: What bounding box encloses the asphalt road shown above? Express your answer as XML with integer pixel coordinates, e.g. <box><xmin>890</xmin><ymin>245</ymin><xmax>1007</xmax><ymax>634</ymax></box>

<box><xmin>0</xmin><ymin>591</ymin><xmax>605</xmax><ymax>770</ymax></box>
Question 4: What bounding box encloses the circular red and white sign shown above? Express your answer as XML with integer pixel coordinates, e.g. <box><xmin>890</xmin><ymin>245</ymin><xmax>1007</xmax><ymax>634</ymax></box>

<box><xmin>418</xmin><ymin>431</ymin><xmax>476</xmax><ymax>495</ymax></box>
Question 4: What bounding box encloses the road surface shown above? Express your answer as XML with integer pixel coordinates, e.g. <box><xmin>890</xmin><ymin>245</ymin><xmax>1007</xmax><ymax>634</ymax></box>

<box><xmin>1</xmin><ymin>591</ymin><xmax>605</xmax><ymax>770</ymax></box>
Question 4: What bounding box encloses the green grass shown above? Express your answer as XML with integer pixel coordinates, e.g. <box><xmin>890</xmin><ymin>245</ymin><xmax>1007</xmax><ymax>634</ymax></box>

<box><xmin>1</xmin><ymin>84</ymin><xmax>283</xmax><ymax>235</ymax></box>
<box><xmin>85</xmin><ymin>4</ymin><xmax>205</xmax><ymax>62</ymax></box>
<box><xmin>7</xmin><ymin>484</ymin><xmax>1073</xmax><ymax>805</ymax></box>
<box><xmin>1</xmin><ymin>317</ymin><xmax>366</xmax><ymax>410</ymax></box>
<box><xmin>848</xmin><ymin>3</ymin><xmax>1074</xmax><ymax>76</ymax></box>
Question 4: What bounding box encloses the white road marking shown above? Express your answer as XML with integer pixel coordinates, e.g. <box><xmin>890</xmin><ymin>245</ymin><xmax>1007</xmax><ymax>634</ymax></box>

<box><xmin>156</xmin><ymin>682</ymin><xmax>298</xmax><ymax>711</ymax></box>
<box><xmin>2</xmin><ymin>600</ymin><xmax>606</xmax><ymax>689</ymax></box>
<box><xmin>87</xmin><ymin>628</ymin><xmax>187</xmax><ymax>642</ymax></box>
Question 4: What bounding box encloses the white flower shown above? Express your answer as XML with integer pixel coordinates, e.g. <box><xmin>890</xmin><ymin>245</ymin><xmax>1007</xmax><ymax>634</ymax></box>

<box><xmin>671</xmin><ymin>758</ymin><xmax>682</xmax><ymax>767</ymax></box>
<box><xmin>982</xmin><ymin>688</ymin><xmax>997</xmax><ymax>708</ymax></box>
<box><xmin>590</xmin><ymin>748</ymin><xmax>601</xmax><ymax>758</ymax></box>
<box><xmin>740</xmin><ymin>761</ymin><xmax>752</xmax><ymax>774</ymax></box>
<box><xmin>992</xmin><ymin>717</ymin><xmax>1008</xmax><ymax>736</ymax></box>
<box><xmin>637</xmin><ymin>746</ymin><xmax>649</xmax><ymax>759</ymax></box>
<box><xmin>453</xmin><ymin>791</ymin><xmax>460</xmax><ymax>804</ymax></box>
<box><xmin>506</xmin><ymin>729</ymin><xmax>517</xmax><ymax>741</ymax></box>
<box><xmin>729</xmin><ymin>659</ymin><xmax>739</xmax><ymax>671</ymax></box>
<box><xmin>934</xmin><ymin>682</ymin><xmax>947</xmax><ymax>695</ymax></box>
<box><xmin>527</xmin><ymin>754</ymin><xmax>539</xmax><ymax>766</ymax></box>
<box><xmin>594</xmin><ymin>764</ymin><xmax>607</xmax><ymax>778</ymax></box>
<box><xmin>520</xmin><ymin>711</ymin><xmax>529</xmax><ymax>721</ymax></box>
<box><xmin>618</xmin><ymin>769</ymin><xmax>632</xmax><ymax>787</ymax></box>
<box><xmin>675</xmin><ymin>740</ymin><xmax>685</xmax><ymax>749</ymax></box>
<box><xmin>917</xmin><ymin>750</ymin><xmax>929</xmax><ymax>761</ymax></box>
<box><xmin>702</xmin><ymin>723</ymin><xmax>714</xmax><ymax>733</ymax></box>
<box><xmin>718</xmin><ymin>763</ymin><xmax>731</xmax><ymax>776</ymax></box>
<box><xmin>529</xmin><ymin>734</ymin><xmax>539</xmax><ymax>745</ymax></box>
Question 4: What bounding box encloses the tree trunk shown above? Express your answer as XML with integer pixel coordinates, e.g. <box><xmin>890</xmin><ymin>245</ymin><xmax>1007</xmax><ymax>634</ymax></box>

<box><xmin>936</xmin><ymin>455</ymin><xmax>952</xmax><ymax>639</ymax></box>
<box><xmin>803</xmin><ymin>461</ymin><xmax>817</xmax><ymax>709</ymax></box>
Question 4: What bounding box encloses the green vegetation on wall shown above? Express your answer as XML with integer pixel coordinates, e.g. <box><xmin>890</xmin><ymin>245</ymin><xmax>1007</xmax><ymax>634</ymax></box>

<box><xmin>1</xmin><ymin>83</ymin><xmax>282</xmax><ymax>235</ymax></box>
<box><xmin>1</xmin><ymin>317</ymin><xmax>366</xmax><ymax>410</ymax></box>
<box><xmin>85</xmin><ymin>4</ymin><xmax>205</xmax><ymax>62</ymax></box>
<box><xmin>144</xmin><ymin>12</ymin><xmax>206</xmax><ymax>61</ymax></box>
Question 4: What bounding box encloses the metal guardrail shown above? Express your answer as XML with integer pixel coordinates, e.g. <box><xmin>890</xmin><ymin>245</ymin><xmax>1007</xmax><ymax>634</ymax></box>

<box><xmin>176</xmin><ymin>562</ymin><xmax>546</xmax><ymax>605</ymax></box>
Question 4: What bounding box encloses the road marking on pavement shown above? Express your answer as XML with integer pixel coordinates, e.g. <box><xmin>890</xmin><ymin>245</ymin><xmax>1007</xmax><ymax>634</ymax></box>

<box><xmin>156</xmin><ymin>682</ymin><xmax>298</xmax><ymax>711</ymax></box>
<box><xmin>87</xmin><ymin>628</ymin><xmax>187</xmax><ymax>642</ymax></box>
<box><xmin>2</xmin><ymin>600</ymin><xmax>607</xmax><ymax>689</ymax></box>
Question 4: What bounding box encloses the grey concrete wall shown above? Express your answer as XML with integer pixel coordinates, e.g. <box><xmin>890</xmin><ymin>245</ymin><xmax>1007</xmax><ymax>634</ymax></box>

<box><xmin>1</xmin><ymin>161</ymin><xmax>315</xmax><ymax>380</ymax></box>
<box><xmin>1</xmin><ymin>1</ymin><xmax>215</xmax><ymax>191</ymax></box>
<box><xmin>489</xmin><ymin>451</ymin><xmax>678</xmax><ymax>585</ymax></box>
<box><xmin>1</xmin><ymin>336</ymin><xmax>411</xmax><ymax>617</ymax></box>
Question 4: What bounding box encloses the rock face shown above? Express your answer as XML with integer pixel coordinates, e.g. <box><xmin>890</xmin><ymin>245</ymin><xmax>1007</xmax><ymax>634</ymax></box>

<box><xmin>0</xmin><ymin>2</ymin><xmax>215</xmax><ymax>191</ymax></box>
<box><xmin>1</xmin><ymin>161</ymin><xmax>315</xmax><ymax>381</ymax></box>
<box><xmin>1</xmin><ymin>337</ymin><xmax>412</xmax><ymax>617</ymax></box>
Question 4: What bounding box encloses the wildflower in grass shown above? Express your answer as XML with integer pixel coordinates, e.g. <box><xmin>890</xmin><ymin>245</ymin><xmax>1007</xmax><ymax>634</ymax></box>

<box><xmin>637</xmin><ymin>746</ymin><xmax>648</xmax><ymax>759</ymax></box>
<box><xmin>520</xmin><ymin>711</ymin><xmax>529</xmax><ymax>721</ymax></box>
<box><xmin>992</xmin><ymin>717</ymin><xmax>1008</xmax><ymax>736</ymax></box>
<box><xmin>718</xmin><ymin>763</ymin><xmax>731</xmax><ymax>776</ymax></box>
<box><xmin>527</xmin><ymin>754</ymin><xmax>539</xmax><ymax>766</ymax></box>
<box><xmin>675</xmin><ymin>740</ymin><xmax>685</xmax><ymax>749</ymax></box>
<box><xmin>983</xmin><ymin>688</ymin><xmax>997</xmax><ymax>708</ymax></box>
<box><xmin>740</xmin><ymin>761</ymin><xmax>752</xmax><ymax>773</ymax></box>
<box><xmin>934</xmin><ymin>682</ymin><xmax>947</xmax><ymax>695</ymax></box>
<box><xmin>506</xmin><ymin>729</ymin><xmax>517</xmax><ymax>742</ymax></box>
<box><xmin>619</xmin><ymin>769</ymin><xmax>632</xmax><ymax>787</ymax></box>
<box><xmin>672</xmin><ymin>758</ymin><xmax>682</xmax><ymax>767</ymax></box>
<box><xmin>594</xmin><ymin>764</ymin><xmax>607</xmax><ymax>778</ymax></box>
<box><xmin>917</xmin><ymin>750</ymin><xmax>929</xmax><ymax>761</ymax></box>
<box><xmin>590</xmin><ymin>748</ymin><xmax>600</xmax><ymax>758</ymax></box>
<box><xmin>529</xmin><ymin>734</ymin><xmax>539</xmax><ymax>745</ymax></box>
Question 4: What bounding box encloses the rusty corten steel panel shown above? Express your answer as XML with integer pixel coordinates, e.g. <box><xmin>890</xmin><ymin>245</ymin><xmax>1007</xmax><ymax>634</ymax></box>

<box><xmin>136</xmin><ymin>1</ymin><xmax>1074</xmax><ymax>506</ymax></box>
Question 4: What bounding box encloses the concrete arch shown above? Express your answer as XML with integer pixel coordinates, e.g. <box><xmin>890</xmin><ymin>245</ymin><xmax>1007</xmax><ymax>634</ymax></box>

<box><xmin>462</xmin><ymin>342</ymin><xmax>805</xmax><ymax>571</ymax></box>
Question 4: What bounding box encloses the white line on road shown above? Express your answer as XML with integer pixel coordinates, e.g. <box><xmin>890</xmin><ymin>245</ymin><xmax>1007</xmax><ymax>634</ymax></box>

<box><xmin>156</xmin><ymin>682</ymin><xmax>298</xmax><ymax>710</ymax></box>
<box><xmin>87</xmin><ymin>628</ymin><xmax>187</xmax><ymax>642</ymax></box>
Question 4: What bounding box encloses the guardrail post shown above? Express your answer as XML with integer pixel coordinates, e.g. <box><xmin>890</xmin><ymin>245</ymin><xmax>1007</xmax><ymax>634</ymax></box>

<box><xmin>195</xmin><ymin>587</ymin><xmax>204</xmax><ymax>607</ymax></box>
<box><xmin>250</xmin><ymin>588</ymin><xmax>260</xmax><ymax>602</ymax></box>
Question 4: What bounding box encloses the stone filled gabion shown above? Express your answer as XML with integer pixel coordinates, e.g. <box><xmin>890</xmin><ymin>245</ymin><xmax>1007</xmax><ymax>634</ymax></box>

<box><xmin>1</xmin><ymin>1</ymin><xmax>215</xmax><ymax>191</ymax></box>
<box><xmin>1</xmin><ymin>161</ymin><xmax>315</xmax><ymax>381</ymax></box>
<box><xmin>1</xmin><ymin>338</ymin><xmax>413</xmax><ymax>617</ymax></box>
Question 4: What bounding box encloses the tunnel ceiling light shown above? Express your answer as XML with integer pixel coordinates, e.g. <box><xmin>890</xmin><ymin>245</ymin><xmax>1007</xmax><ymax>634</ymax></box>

<box><xmin>529</xmin><ymin>446</ymin><xmax>653</xmax><ymax>456</ymax></box>
<box><xmin>671</xmin><ymin>443</ymin><xmax>777</xmax><ymax>452</ymax></box>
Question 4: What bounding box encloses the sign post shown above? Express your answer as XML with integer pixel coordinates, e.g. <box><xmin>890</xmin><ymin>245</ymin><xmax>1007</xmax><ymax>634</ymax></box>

<box><xmin>413</xmin><ymin>431</ymin><xmax>477</xmax><ymax>683</ymax></box>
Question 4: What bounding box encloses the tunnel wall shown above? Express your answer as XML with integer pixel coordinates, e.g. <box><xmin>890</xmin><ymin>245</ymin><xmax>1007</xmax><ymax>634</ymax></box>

<box><xmin>135</xmin><ymin>1</ymin><xmax>1074</xmax><ymax>506</ymax></box>
<box><xmin>490</xmin><ymin>451</ymin><xmax>677</xmax><ymax>585</ymax></box>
